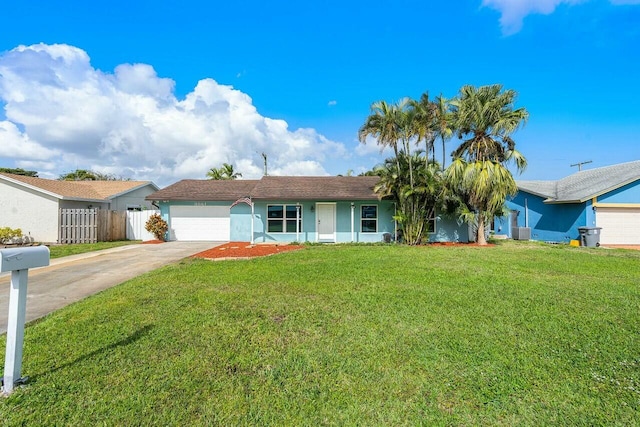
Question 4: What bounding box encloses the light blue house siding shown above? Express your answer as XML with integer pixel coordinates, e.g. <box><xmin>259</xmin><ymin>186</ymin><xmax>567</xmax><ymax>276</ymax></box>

<box><xmin>234</xmin><ymin>200</ymin><xmax>397</xmax><ymax>243</ymax></box>
<box><xmin>431</xmin><ymin>215</ymin><xmax>470</xmax><ymax>243</ymax></box>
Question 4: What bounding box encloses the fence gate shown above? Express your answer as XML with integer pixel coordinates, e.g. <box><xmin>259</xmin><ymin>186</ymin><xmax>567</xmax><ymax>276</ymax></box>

<box><xmin>126</xmin><ymin>210</ymin><xmax>159</xmax><ymax>241</ymax></box>
<box><xmin>59</xmin><ymin>209</ymin><xmax>98</xmax><ymax>244</ymax></box>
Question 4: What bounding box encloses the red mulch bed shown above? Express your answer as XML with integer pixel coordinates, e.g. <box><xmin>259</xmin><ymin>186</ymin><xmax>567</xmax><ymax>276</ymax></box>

<box><xmin>142</xmin><ymin>240</ymin><xmax>165</xmax><ymax>244</ymax></box>
<box><xmin>192</xmin><ymin>242</ymin><xmax>304</xmax><ymax>260</ymax></box>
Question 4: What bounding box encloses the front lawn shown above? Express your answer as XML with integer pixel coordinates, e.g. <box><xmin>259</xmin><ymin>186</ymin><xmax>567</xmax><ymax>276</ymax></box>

<box><xmin>48</xmin><ymin>240</ymin><xmax>140</xmax><ymax>258</ymax></box>
<box><xmin>1</xmin><ymin>242</ymin><xmax>638</xmax><ymax>425</ymax></box>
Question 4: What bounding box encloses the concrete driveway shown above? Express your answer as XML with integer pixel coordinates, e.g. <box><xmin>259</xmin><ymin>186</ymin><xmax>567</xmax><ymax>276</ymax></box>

<box><xmin>0</xmin><ymin>241</ymin><xmax>221</xmax><ymax>334</ymax></box>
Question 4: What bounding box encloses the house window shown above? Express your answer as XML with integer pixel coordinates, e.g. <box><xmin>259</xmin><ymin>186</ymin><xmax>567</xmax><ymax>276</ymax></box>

<box><xmin>361</xmin><ymin>205</ymin><xmax>377</xmax><ymax>233</ymax></box>
<box><xmin>427</xmin><ymin>212</ymin><xmax>437</xmax><ymax>234</ymax></box>
<box><xmin>267</xmin><ymin>205</ymin><xmax>303</xmax><ymax>233</ymax></box>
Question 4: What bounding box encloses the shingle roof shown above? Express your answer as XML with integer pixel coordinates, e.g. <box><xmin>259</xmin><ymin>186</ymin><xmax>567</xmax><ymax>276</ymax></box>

<box><xmin>517</xmin><ymin>160</ymin><xmax>640</xmax><ymax>203</ymax></box>
<box><xmin>146</xmin><ymin>180</ymin><xmax>260</xmax><ymax>201</ymax></box>
<box><xmin>146</xmin><ymin>176</ymin><xmax>381</xmax><ymax>202</ymax></box>
<box><xmin>0</xmin><ymin>173</ymin><xmax>157</xmax><ymax>201</ymax></box>
<box><xmin>250</xmin><ymin>176</ymin><xmax>380</xmax><ymax>201</ymax></box>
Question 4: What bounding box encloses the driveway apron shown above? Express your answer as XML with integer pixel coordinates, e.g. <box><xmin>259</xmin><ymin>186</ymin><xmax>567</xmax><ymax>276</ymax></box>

<box><xmin>0</xmin><ymin>242</ymin><xmax>220</xmax><ymax>334</ymax></box>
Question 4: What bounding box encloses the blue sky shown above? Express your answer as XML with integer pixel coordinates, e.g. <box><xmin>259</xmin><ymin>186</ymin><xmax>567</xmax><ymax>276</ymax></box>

<box><xmin>1</xmin><ymin>0</ymin><xmax>639</xmax><ymax>186</ymax></box>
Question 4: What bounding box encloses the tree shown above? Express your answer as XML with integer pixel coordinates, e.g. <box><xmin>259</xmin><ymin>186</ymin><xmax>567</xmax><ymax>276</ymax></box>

<box><xmin>410</xmin><ymin>93</ymin><xmax>437</xmax><ymax>167</ymax></box>
<box><xmin>374</xmin><ymin>153</ymin><xmax>443</xmax><ymax>245</ymax></box>
<box><xmin>0</xmin><ymin>168</ymin><xmax>38</xmax><ymax>177</ymax></box>
<box><xmin>447</xmin><ymin>84</ymin><xmax>528</xmax><ymax>245</ymax></box>
<box><xmin>207</xmin><ymin>163</ymin><xmax>242</xmax><ymax>180</ymax></box>
<box><xmin>58</xmin><ymin>169</ymin><xmax>125</xmax><ymax>181</ymax></box>
<box><xmin>433</xmin><ymin>94</ymin><xmax>454</xmax><ymax>170</ymax></box>
<box><xmin>358</xmin><ymin>100</ymin><xmax>404</xmax><ymax>174</ymax></box>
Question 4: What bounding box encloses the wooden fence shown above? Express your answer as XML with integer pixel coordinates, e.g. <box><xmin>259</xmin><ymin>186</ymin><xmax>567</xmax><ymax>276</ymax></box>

<box><xmin>59</xmin><ymin>209</ymin><xmax>127</xmax><ymax>244</ymax></box>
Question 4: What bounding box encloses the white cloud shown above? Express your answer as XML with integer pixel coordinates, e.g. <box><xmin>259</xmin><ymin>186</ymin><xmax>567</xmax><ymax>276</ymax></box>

<box><xmin>328</xmin><ymin>100</ymin><xmax>337</xmax><ymax>106</ymax></box>
<box><xmin>0</xmin><ymin>43</ymin><xmax>348</xmax><ymax>186</ymax></box>
<box><xmin>483</xmin><ymin>0</ymin><xmax>638</xmax><ymax>35</ymax></box>
<box><xmin>0</xmin><ymin>121</ymin><xmax>59</xmax><ymax>159</ymax></box>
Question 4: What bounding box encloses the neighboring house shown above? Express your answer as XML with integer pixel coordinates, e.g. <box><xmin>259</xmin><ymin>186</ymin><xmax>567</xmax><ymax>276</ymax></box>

<box><xmin>146</xmin><ymin>176</ymin><xmax>470</xmax><ymax>243</ymax></box>
<box><xmin>499</xmin><ymin>160</ymin><xmax>640</xmax><ymax>244</ymax></box>
<box><xmin>0</xmin><ymin>173</ymin><xmax>159</xmax><ymax>243</ymax></box>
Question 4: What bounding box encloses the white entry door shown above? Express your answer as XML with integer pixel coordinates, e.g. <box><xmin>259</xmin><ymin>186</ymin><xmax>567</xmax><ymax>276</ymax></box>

<box><xmin>317</xmin><ymin>203</ymin><xmax>336</xmax><ymax>242</ymax></box>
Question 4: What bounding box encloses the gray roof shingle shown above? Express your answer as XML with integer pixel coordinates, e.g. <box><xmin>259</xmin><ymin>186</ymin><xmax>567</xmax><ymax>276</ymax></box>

<box><xmin>517</xmin><ymin>160</ymin><xmax>640</xmax><ymax>203</ymax></box>
<box><xmin>146</xmin><ymin>176</ymin><xmax>381</xmax><ymax>202</ymax></box>
<box><xmin>146</xmin><ymin>180</ymin><xmax>260</xmax><ymax>201</ymax></box>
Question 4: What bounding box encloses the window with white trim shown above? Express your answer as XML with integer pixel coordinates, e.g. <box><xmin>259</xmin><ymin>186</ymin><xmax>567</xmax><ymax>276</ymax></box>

<box><xmin>267</xmin><ymin>205</ymin><xmax>303</xmax><ymax>233</ymax></box>
<box><xmin>361</xmin><ymin>205</ymin><xmax>377</xmax><ymax>233</ymax></box>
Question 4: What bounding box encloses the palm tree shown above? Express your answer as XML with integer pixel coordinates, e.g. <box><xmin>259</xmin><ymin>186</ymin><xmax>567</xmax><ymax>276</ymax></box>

<box><xmin>447</xmin><ymin>84</ymin><xmax>528</xmax><ymax>245</ymax></box>
<box><xmin>434</xmin><ymin>94</ymin><xmax>453</xmax><ymax>170</ymax></box>
<box><xmin>358</xmin><ymin>100</ymin><xmax>403</xmax><ymax>173</ymax></box>
<box><xmin>374</xmin><ymin>152</ymin><xmax>443</xmax><ymax>245</ymax></box>
<box><xmin>410</xmin><ymin>93</ymin><xmax>437</xmax><ymax>167</ymax></box>
<box><xmin>207</xmin><ymin>163</ymin><xmax>242</xmax><ymax>180</ymax></box>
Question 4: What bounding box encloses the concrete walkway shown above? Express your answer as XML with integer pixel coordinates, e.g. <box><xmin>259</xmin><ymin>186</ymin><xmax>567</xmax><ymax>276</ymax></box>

<box><xmin>0</xmin><ymin>241</ymin><xmax>220</xmax><ymax>334</ymax></box>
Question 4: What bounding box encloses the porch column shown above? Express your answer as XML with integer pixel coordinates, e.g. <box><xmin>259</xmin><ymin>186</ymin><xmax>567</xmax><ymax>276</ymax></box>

<box><xmin>350</xmin><ymin>202</ymin><xmax>355</xmax><ymax>242</ymax></box>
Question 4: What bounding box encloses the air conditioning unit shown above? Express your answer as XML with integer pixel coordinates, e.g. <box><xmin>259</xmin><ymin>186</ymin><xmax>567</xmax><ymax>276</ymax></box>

<box><xmin>511</xmin><ymin>227</ymin><xmax>531</xmax><ymax>240</ymax></box>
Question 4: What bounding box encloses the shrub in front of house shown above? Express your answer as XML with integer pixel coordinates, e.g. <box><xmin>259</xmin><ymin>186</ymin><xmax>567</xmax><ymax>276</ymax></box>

<box><xmin>144</xmin><ymin>214</ymin><xmax>169</xmax><ymax>241</ymax></box>
<box><xmin>0</xmin><ymin>227</ymin><xmax>23</xmax><ymax>244</ymax></box>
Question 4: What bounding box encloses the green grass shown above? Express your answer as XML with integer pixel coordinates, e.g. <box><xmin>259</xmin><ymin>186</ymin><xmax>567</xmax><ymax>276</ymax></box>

<box><xmin>47</xmin><ymin>240</ymin><xmax>140</xmax><ymax>259</ymax></box>
<box><xmin>1</xmin><ymin>241</ymin><xmax>639</xmax><ymax>425</ymax></box>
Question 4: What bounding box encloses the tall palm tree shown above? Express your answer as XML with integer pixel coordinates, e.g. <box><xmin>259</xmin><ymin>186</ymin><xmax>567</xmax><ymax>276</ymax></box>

<box><xmin>410</xmin><ymin>93</ymin><xmax>437</xmax><ymax>167</ymax></box>
<box><xmin>434</xmin><ymin>94</ymin><xmax>453</xmax><ymax>170</ymax></box>
<box><xmin>448</xmin><ymin>84</ymin><xmax>528</xmax><ymax>245</ymax></box>
<box><xmin>358</xmin><ymin>100</ymin><xmax>403</xmax><ymax>173</ymax></box>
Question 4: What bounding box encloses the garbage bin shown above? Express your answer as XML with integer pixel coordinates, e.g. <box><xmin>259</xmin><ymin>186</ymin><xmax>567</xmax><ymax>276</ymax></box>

<box><xmin>577</xmin><ymin>227</ymin><xmax>602</xmax><ymax>247</ymax></box>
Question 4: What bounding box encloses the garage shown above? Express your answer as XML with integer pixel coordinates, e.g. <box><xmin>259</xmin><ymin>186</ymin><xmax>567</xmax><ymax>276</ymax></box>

<box><xmin>169</xmin><ymin>205</ymin><xmax>230</xmax><ymax>241</ymax></box>
<box><xmin>596</xmin><ymin>207</ymin><xmax>640</xmax><ymax>245</ymax></box>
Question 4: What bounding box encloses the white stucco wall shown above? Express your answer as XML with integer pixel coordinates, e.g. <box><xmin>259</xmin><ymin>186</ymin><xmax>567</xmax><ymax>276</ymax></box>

<box><xmin>0</xmin><ymin>180</ymin><xmax>60</xmax><ymax>243</ymax></box>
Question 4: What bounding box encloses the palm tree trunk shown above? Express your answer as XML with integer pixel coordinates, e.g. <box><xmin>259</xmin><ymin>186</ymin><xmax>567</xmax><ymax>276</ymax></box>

<box><xmin>441</xmin><ymin>136</ymin><xmax>446</xmax><ymax>171</ymax></box>
<box><xmin>477</xmin><ymin>214</ymin><xmax>487</xmax><ymax>245</ymax></box>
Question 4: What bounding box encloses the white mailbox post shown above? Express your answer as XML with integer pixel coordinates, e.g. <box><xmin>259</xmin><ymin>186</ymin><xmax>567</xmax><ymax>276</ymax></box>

<box><xmin>0</xmin><ymin>246</ymin><xmax>50</xmax><ymax>394</ymax></box>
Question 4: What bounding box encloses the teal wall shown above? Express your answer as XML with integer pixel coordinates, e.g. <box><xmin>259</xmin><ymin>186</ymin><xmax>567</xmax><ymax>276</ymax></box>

<box><xmin>160</xmin><ymin>199</ymin><xmax>470</xmax><ymax>243</ymax></box>
<box><xmin>246</xmin><ymin>200</ymin><xmax>396</xmax><ymax>243</ymax></box>
<box><xmin>430</xmin><ymin>214</ymin><xmax>470</xmax><ymax>243</ymax></box>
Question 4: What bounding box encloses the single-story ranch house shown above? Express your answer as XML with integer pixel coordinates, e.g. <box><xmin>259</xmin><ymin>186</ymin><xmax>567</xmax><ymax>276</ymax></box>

<box><xmin>499</xmin><ymin>160</ymin><xmax>640</xmax><ymax>245</ymax></box>
<box><xmin>146</xmin><ymin>176</ymin><xmax>470</xmax><ymax>243</ymax></box>
<box><xmin>0</xmin><ymin>173</ymin><xmax>159</xmax><ymax>243</ymax></box>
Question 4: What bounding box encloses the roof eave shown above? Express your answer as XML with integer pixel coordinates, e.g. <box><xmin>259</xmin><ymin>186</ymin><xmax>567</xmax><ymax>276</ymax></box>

<box><xmin>107</xmin><ymin>182</ymin><xmax>159</xmax><ymax>200</ymax></box>
<box><xmin>0</xmin><ymin>174</ymin><xmax>63</xmax><ymax>199</ymax></box>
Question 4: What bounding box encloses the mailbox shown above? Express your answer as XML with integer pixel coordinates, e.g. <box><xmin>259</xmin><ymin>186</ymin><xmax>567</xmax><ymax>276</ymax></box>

<box><xmin>0</xmin><ymin>246</ymin><xmax>50</xmax><ymax>272</ymax></box>
<box><xmin>1</xmin><ymin>245</ymin><xmax>50</xmax><ymax>394</ymax></box>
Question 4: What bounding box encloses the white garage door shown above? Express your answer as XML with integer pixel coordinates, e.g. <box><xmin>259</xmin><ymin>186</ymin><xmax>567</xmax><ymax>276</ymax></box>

<box><xmin>596</xmin><ymin>207</ymin><xmax>640</xmax><ymax>245</ymax></box>
<box><xmin>169</xmin><ymin>206</ymin><xmax>230</xmax><ymax>241</ymax></box>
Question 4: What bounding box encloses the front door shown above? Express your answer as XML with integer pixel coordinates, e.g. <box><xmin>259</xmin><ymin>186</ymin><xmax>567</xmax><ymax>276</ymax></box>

<box><xmin>317</xmin><ymin>203</ymin><xmax>336</xmax><ymax>242</ymax></box>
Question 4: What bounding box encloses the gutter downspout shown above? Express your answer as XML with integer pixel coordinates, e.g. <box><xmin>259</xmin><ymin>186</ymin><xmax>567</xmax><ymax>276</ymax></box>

<box><xmin>525</xmin><ymin>198</ymin><xmax>529</xmax><ymax>227</ymax></box>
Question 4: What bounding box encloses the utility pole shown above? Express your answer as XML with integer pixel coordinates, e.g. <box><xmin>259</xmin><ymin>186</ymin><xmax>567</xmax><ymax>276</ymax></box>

<box><xmin>261</xmin><ymin>152</ymin><xmax>268</xmax><ymax>176</ymax></box>
<box><xmin>570</xmin><ymin>160</ymin><xmax>592</xmax><ymax>171</ymax></box>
